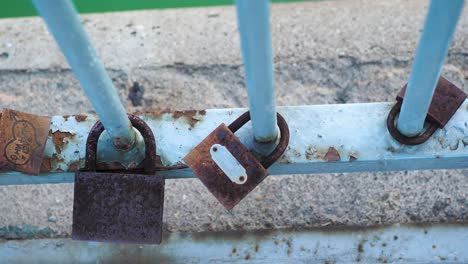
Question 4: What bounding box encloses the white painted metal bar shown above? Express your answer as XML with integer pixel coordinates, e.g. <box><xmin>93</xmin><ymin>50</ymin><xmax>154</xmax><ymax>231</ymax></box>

<box><xmin>0</xmin><ymin>101</ymin><xmax>467</xmax><ymax>185</ymax></box>
<box><xmin>32</xmin><ymin>0</ymin><xmax>136</xmax><ymax>150</ymax></box>
<box><xmin>235</xmin><ymin>0</ymin><xmax>278</xmax><ymax>143</ymax></box>
<box><xmin>397</xmin><ymin>0</ymin><xmax>465</xmax><ymax>136</ymax></box>
<box><xmin>1</xmin><ymin>224</ymin><xmax>468</xmax><ymax>263</ymax></box>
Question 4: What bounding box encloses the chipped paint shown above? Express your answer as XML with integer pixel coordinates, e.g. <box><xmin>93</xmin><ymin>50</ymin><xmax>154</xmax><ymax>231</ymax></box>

<box><xmin>172</xmin><ymin>109</ymin><xmax>206</xmax><ymax>128</ymax></box>
<box><xmin>51</xmin><ymin>131</ymin><xmax>74</xmax><ymax>154</ymax></box>
<box><xmin>74</xmin><ymin>115</ymin><xmax>87</xmax><ymax>122</ymax></box>
<box><xmin>324</xmin><ymin>147</ymin><xmax>341</xmax><ymax>162</ymax></box>
<box><xmin>1</xmin><ymin>102</ymin><xmax>468</xmax><ymax>185</ymax></box>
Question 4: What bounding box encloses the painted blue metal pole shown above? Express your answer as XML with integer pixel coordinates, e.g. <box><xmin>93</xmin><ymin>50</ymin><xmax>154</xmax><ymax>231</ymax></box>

<box><xmin>397</xmin><ymin>0</ymin><xmax>465</xmax><ymax>136</ymax></box>
<box><xmin>235</xmin><ymin>0</ymin><xmax>278</xmax><ymax>143</ymax></box>
<box><xmin>32</xmin><ymin>0</ymin><xmax>136</xmax><ymax>150</ymax></box>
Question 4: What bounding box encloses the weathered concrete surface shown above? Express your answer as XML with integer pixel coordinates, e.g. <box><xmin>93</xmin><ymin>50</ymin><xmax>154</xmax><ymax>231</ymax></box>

<box><xmin>0</xmin><ymin>0</ymin><xmax>467</xmax><ymax>238</ymax></box>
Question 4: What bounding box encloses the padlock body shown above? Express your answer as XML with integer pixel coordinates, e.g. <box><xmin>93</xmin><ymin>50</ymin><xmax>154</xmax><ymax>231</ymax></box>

<box><xmin>184</xmin><ymin>124</ymin><xmax>268</xmax><ymax>210</ymax></box>
<box><xmin>72</xmin><ymin>172</ymin><xmax>164</xmax><ymax>244</ymax></box>
<box><xmin>397</xmin><ymin>77</ymin><xmax>467</xmax><ymax>127</ymax></box>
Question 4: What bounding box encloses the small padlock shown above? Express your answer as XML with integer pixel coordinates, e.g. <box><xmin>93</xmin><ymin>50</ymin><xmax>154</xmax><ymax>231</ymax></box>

<box><xmin>72</xmin><ymin>114</ymin><xmax>164</xmax><ymax>244</ymax></box>
<box><xmin>184</xmin><ymin>111</ymin><xmax>289</xmax><ymax>210</ymax></box>
<box><xmin>387</xmin><ymin>77</ymin><xmax>467</xmax><ymax>145</ymax></box>
<box><xmin>0</xmin><ymin>109</ymin><xmax>51</xmax><ymax>175</ymax></box>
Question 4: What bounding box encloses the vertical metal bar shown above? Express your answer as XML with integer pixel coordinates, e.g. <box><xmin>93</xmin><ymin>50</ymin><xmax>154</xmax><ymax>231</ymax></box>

<box><xmin>32</xmin><ymin>0</ymin><xmax>136</xmax><ymax>150</ymax></box>
<box><xmin>235</xmin><ymin>0</ymin><xmax>278</xmax><ymax>143</ymax></box>
<box><xmin>397</xmin><ymin>0</ymin><xmax>465</xmax><ymax>136</ymax></box>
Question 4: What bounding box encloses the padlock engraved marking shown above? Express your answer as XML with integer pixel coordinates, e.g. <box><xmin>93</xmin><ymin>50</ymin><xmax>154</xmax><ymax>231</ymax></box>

<box><xmin>0</xmin><ymin>108</ymin><xmax>51</xmax><ymax>175</ymax></box>
<box><xmin>210</xmin><ymin>144</ymin><xmax>248</xmax><ymax>184</ymax></box>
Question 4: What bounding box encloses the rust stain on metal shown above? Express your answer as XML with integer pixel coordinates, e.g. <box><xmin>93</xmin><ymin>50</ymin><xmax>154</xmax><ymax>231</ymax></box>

<box><xmin>48</xmin><ymin>153</ymin><xmax>65</xmax><ymax>172</ymax></box>
<box><xmin>324</xmin><ymin>147</ymin><xmax>341</xmax><ymax>162</ymax></box>
<box><xmin>183</xmin><ymin>111</ymin><xmax>289</xmax><ymax>210</ymax></box>
<box><xmin>389</xmin><ymin>77</ymin><xmax>467</xmax><ymax>145</ymax></box>
<box><xmin>73</xmin><ymin>114</ymin><xmax>164</xmax><ymax>244</ymax></box>
<box><xmin>397</xmin><ymin>77</ymin><xmax>466</xmax><ymax>127</ymax></box>
<box><xmin>74</xmin><ymin>115</ymin><xmax>87</xmax><ymax>122</ymax></box>
<box><xmin>172</xmin><ymin>110</ymin><xmax>207</xmax><ymax>128</ymax></box>
<box><xmin>73</xmin><ymin>172</ymin><xmax>165</xmax><ymax>244</ymax></box>
<box><xmin>306</xmin><ymin>146</ymin><xmax>330</xmax><ymax>161</ymax></box>
<box><xmin>184</xmin><ymin>124</ymin><xmax>269</xmax><ymax>210</ymax></box>
<box><xmin>133</xmin><ymin>109</ymin><xmax>207</xmax><ymax>128</ymax></box>
<box><xmin>51</xmin><ymin>131</ymin><xmax>74</xmax><ymax>154</ymax></box>
<box><xmin>40</xmin><ymin>156</ymin><xmax>52</xmax><ymax>172</ymax></box>
<box><xmin>42</xmin><ymin>153</ymin><xmax>76</xmax><ymax>172</ymax></box>
<box><xmin>68</xmin><ymin>161</ymin><xmax>81</xmax><ymax>172</ymax></box>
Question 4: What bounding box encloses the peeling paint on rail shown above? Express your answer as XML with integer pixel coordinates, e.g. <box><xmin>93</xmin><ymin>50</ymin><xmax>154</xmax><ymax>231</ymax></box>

<box><xmin>0</xmin><ymin>102</ymin><xmax>467</xmax><ymax>185</ymax></box>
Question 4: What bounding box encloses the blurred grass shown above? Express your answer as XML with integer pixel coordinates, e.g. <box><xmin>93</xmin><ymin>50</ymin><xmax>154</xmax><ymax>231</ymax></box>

<box><xmin>1</xmin><ymin>0</ymin><xmax>316</xmax><ymax>19</ymax></box>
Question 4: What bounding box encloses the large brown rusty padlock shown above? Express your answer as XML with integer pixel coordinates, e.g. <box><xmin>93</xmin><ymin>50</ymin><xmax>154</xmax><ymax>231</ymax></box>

<box><xmin>72</xmin><ymin>114</ymin><xmax>164</xmax><ymax>244</ymax></box>
<box><xmin>184</xmin><ymin>111</ymin><xmax>289</xmax><ymax>210</ymax></box>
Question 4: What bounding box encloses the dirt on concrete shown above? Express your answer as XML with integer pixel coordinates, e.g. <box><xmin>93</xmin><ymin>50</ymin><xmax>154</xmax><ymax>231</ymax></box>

<box><xmin>0</xmin><ymin>0</ymin><xmax>467</xmax><ymax>238</ymax></box>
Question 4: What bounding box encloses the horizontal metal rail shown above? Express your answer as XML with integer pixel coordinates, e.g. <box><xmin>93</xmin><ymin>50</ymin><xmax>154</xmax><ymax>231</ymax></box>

<box><xmin>0</xmin><ymin>101</ymin><xmax>467</xmax><ymax>185</ymax></box>
<box><xmin>32</xmin><ymin>0</ymin><xmax>136</xmax><ymax>151</ymax></box>
<box><xmin>397</xmin><ymin>0</ymin><xmax>465</xmax><ymax>136</ymax></box>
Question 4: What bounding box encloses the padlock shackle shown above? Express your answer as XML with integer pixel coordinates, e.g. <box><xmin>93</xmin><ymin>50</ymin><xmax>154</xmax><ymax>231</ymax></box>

<box><xmin>84</xmin><ymin>114</ymin><xmax>157</xmax><ymax>174</ymax></box>
<box><xmin>228</xmin><ymin>111</ymin><xmax>289</xmax><ymax>169</ymax></box>
<box><xmin>387</xmin><ymin>101</ymin><xmax>438</xmax><ymax>145</ymax></box>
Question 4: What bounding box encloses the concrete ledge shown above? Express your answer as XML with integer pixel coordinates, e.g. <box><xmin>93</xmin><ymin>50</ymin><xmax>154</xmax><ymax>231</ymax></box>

<box><xmin>0</xmin><ymin>0</ymin><xmax>467</xmax><ymax>238</ymax></box>
<box><xmin>1</xmin><ymin>224</ymin><xmax>468</xmax><ymax>263</ymax></box>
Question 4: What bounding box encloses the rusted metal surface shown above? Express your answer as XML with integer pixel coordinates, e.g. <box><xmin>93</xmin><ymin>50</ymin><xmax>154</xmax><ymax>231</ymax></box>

<box><xmin>184</xmin><ymin>124</ymin><xmax>268</xmax><ymax>210</ymax></box>
<box><xmin>388</xmin><ymin>77</ymin><xmax>467</xmax><ymax>145</ymax></box>
<box><xmin>172</xmin><ymin>110</ymin><xmax>207</xmax><ymax>129</ymax></box>
<box><xmin>397</xmin><ymin>77</ymin><xmax>467</xmax><ymax>127</ymax></box>
<box><xmin>73</xmin><ymin>114</ymin><xmax>164</xmax><ymax>244</ymax></box>
<box><xmin>73</xmin><ymin>172</ymin><xmax>164</xmax><ymax>244</ymax></box>
<box><xmin>227</xmin><ymin>112</ymin><xmax>290</xmax><ymax>169</ymax></box>
<box><xmin>84</xmin><ymin>114</ymin><xmax>157</xmax><ymax>174</ymax></box>
<box><xmin>0</xmin><ymin>109</ymin><xmax>51</xmax><ymax>175</ymax></box>
<box><xmin>1</xmin><ymin>102</ymin><xmax>468</xmax><ymax>186</ymax></box>
<box><xmin>184</xmin><ymin>112</ymin><xmax>289</xmax><ymax>210</ymax></box>
<box><xmin>387</xmin><ymin>102</ymin><xmax>439</xmax><ymax>145</ymax></box>
<box><xmin>324</xmin><ymin>147</ymin><xmax>341</xmax><ymax>162</ymax></box>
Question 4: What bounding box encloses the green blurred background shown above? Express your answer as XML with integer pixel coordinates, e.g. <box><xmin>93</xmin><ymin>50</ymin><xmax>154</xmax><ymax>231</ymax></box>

<box><xmin>1</xmin><ymin>0</ymin><xmax>312</xmax><ymax>19</ymax></box>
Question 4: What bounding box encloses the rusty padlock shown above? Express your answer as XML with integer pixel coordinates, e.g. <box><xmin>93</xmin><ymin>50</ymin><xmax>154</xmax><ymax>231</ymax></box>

<box><xmin>0</xmin><ymin>109</ymin><xmax>51</xmax><ymax>175</ymax></box>
<box><xmin>184</xmin><ymin>111</ymin><xmax>289</xmax><ymax>210</ymax></box>
<box><xmin>387</xmin><ymin>77</ymin><xmax>467</xmax><ymax>145</ymax></box>
<box><xmin>72</xmin><ymin>114</ymin><xmax>165</xmax><ymax>244</ymax></box>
